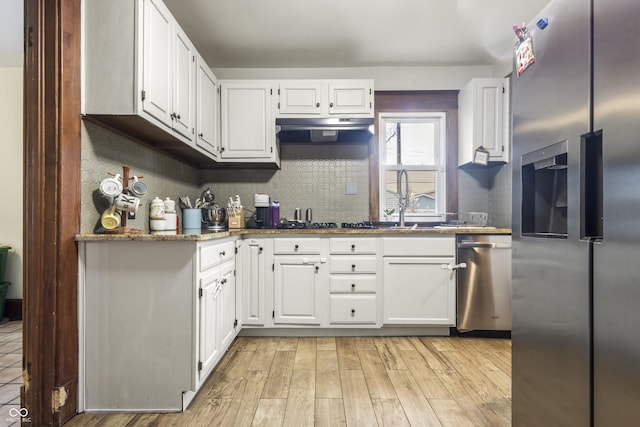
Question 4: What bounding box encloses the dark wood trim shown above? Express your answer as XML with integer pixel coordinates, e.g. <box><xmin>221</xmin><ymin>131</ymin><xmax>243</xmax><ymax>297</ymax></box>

<box><xmin>370</xmin><ymin>91</ymin><xmax>459</xmax><ymax>221</ymax></box>
<box><xmin>23</xmin><ymin>0</ymin><xmax>81</xmax><ymax>425</ymax></box>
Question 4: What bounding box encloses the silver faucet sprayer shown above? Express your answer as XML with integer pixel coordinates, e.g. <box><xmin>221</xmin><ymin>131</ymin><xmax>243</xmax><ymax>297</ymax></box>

<box><xmin>398</xmin><ymin>169</ymin><xmax>409</xmax><ymax>227</ymax></box>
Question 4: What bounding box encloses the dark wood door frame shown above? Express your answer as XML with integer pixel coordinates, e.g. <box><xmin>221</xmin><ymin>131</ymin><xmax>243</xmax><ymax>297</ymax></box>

<box><xmin>23</xmin><ymin>0</ymin><xmax>81</xmax><ymax>425</ymax></box>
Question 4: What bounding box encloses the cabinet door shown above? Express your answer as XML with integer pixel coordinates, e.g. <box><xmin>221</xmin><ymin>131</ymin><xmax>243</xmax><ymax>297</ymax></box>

<box><xmin>241</xmin><ymin>240</ymin><xmax>266</xmax><ymax>326</ymax></box>
<box><xmin>277</xmin><ymin>81</ymin><xmax>323</xmax><ymax>115</ymax></box>
<box><xmin>219</xmin><ymin>262</ymin><xmax>236</xmax><ymax>350</ymax></box>
<box><xmin>383</xmin><ymin>257</ymin><xmax>456</xmax><ymax>325</ymax></box>
<box><xmin>196</xmin><ymin>58</ymin><xmax>219</xmax><ymax>158</ymax></box>
<box><xmin>220</xmin><ymin>82</ymin><xmax>276</xmax><ymax>160</ymax></box>
<box><xmin>198</xmin><ymin>271</ymin><xmax>220</xmax><ymax>382</ymax></box>
<box><xmin>328</xmin><ymin>80</ymin><xmax>373</xmax><ymax>115</ymax></box>
<box><xmin>474</xmin><ymin>79</ymin><xmax>505</xmax><ymax>158</ymax></box>
<box><xmin>273</xmin><ymin>257</ymin><xmax>322</xmax><ymax>325</ymax></box>
<box><xmin>172</xmin><ymin>25</ymin><xmax>196</xmax><ymax>141</ymax></box>
<box><xmin>142</xmin><ymin>0</ymin><xmax>173</xmax><ymax>128</ymax></box>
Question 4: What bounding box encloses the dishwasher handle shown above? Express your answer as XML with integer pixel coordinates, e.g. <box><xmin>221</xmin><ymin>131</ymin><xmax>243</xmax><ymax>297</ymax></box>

<box><xmin>441</xmin><ymin>262</ymin><xmax>467</xmax><ymax>271</ymax></box>
<box><xmin>458</xmin><ymin>241</ymin><xmax>512</xmax><ymax>249</ymax></box>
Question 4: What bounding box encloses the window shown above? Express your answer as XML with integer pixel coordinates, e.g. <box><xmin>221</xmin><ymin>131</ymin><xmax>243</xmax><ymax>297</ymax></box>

<box><xmin>378</xmin><ymin>112</ymin><xmax>447</xmax><ymax>222</ymax></box>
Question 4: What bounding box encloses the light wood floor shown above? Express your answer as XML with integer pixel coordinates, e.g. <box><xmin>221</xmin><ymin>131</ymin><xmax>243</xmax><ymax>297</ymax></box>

<box><xmin>67</xmin><ymin>336</ymin><xmax>511</xmax><ymax>426</ymax></box>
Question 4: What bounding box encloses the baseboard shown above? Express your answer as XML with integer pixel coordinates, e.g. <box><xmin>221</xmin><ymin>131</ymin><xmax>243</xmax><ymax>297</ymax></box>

<box><xmin>4</xmin><ymin>299</ymin><xmax>22</xmax><ymax>321</ymax></box>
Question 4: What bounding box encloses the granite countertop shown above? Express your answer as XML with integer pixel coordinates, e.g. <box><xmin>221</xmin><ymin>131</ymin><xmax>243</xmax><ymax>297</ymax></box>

<box><xmin>75</xmin><ymin>227</ymin><xmax>512</xmax><ymax>242</ymax></box>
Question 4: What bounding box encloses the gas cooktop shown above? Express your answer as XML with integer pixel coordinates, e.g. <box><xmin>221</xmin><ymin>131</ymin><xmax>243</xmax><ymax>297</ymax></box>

<box><xmin>275</xmin><ymin>221</ymin><xmax>375</xmax><ymax>229</ymax></box>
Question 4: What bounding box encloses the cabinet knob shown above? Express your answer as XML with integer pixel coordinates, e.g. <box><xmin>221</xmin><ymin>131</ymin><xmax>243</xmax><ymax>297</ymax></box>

<box><xmin>330</xmin><ymin>102</ymin><xmax>334</xmax><ymax>108</ymax></box>
<box><xmin>316</xmin><ymin>102</ymin><xmax>320</xmax><ymax>108</ymax></box>
<box><xmin>351</xmin><ymin>264</ymin><xmax>356</xmax><ymax>270</ymax></box>
<box><xmin>351</xmin><ymin>309</ymin><xmax>356</xmax><ymax>316</ymax></box>
<box><xmin>176</xmin><ymin>113</ymin><xmax>181</xmax><ymax>120</ymax></box>
<box><xmin>315</xmin><ymin>266</ymin><xmax>319</xmax><ymax>272</ymax></box>
<box><xmin>351</xmin><ymin>244</ymin><xmax>356</xmax><ymax>251</ymax></box>
<box><xmin>170</xmin><ymin>112</ymin><xmax>176</xmax><ymax>119</ymax></box>
<box><xmin>198</xmin><ymin>132</ymin><xmax>204</xmax><ymax>138</ymax></box>
<box><xmin>221</xmin><ymin>278</ymin><xmax>227</xmax><ymax>284</ymax></box>
<box><xmin>220</xmin><ymin>147</ymin><xmax>225</xmax><ymax>152</ymax></box>
<box><xmin>294</xmin><ymin>244</ymin><xmax>299</xmax><ymax>250</ymax></box>
<box><xmin>220</xmin><ymin>250</ymin><xmax>226</xmax><ymax>256</ymax></box>
<box><xmin>351</xmin><ymin>283</ymin><xmax>356</xmax><ymax>290</ymax></box>
<box><xmin>259</xmin><ymin>247</ymin><xmax>263</xmax><ymax>252</ymax></box>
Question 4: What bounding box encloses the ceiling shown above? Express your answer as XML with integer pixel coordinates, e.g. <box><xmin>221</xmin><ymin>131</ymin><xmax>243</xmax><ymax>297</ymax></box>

<box><xmin>0</xmin><ymin>0</ymin><xmax>550</xmax><ymax>69</ymax></box>
<box><xmin>164</xmin><ymin>0</ymin><xmax>550</xmax><ymax>68</ymax></box>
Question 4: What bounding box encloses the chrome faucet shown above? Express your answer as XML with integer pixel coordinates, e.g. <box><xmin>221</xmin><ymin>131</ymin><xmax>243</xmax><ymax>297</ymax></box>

<box><xmin>398</xmin><ymin>169</ymin><xmax>409</xmax><ymax>227</ymax></box>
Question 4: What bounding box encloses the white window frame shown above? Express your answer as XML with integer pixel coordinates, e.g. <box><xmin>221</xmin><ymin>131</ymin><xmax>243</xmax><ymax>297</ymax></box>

<box><xmin>378</xmin><ymin>111</ymin><xmax>447</xmax><ymax>223</ymax></box>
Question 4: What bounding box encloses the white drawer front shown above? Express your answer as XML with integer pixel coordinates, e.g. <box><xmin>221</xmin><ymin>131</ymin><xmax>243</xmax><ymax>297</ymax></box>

<box><xmin>199</xmin><ymin>240</ymin><xmax>235</xmax><ymax>272</ymax></box>
<box><xmin>329</xmin><ymin>238</ymin><xmax>377</xmax><ymax>255</ymax></box>
<box><xmin>329</xmin><ymin>295</ymin><xmax>377</xmax><ymax>324</ymax></box>
<box><xmin>382</xmin><ymin>237</ymin><xmax>455</xmax><ymax>257</ymax></box>
<box><xmin>273</xmin><ymin>238</ymin><xmax>321</xmax><ymax>255</ymax></box>
<box><xmin>330</xmin><ymin>256</ymin><xmax>377</xmax><ymax>274</ymax></box>
<box><xmin>329</xmin><ymin>275</ymin><xmax>377</xmax><ymax>293</ymax></box>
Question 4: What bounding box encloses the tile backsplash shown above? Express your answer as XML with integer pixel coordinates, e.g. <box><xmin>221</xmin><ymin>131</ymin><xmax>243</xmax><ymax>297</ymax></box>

<box><xmin>81</xmin><ymin>121</ymin><xmax>201</xmax><ymax>232</ymax></box>
<box><xmin>200</xmin><ymin>144</ymin><xmax>371</xmax><ymax>225</ymax></box>
<box><xmin>81</xmin><ymin>122</ymin><xmax>512</xmax><ymax>231</ymax></box>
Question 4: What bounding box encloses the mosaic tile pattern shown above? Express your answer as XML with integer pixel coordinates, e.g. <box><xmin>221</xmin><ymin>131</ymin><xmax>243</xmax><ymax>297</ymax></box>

<box><xmin>200</xmin><ymin>143</ymin><xmax>371</xmax><ymax>224</ymax></box>
<box><xmin>80</xmin><ymin>122</ymin><xmax>511</xmax><ymax>230</ymax></box>
<box><xmin>81</xmin><ymin>121</ymin><xmax>201</xmax><ymax>232</ymax></box>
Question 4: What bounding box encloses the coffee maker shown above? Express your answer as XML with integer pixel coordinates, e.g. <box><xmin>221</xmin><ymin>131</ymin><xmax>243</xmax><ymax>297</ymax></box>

<box><xmin>254</xmin><ymin>194</ymin><xmax>270</xmax><ymax>228</ymax></box>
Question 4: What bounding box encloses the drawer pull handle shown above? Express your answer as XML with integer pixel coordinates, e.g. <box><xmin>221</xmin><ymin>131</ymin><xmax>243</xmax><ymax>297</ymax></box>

<box><xmin>351</xmin><ymin>309</ymin><xmax>356</xmax><ymax>316</ymax></box>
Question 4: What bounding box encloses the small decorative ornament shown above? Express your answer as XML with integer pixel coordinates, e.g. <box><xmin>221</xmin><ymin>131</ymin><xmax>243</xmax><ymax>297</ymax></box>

<box><xmin>473</xmin><ymin>146</ymin><xmax>490</xmax><ymax>166</ymax></box>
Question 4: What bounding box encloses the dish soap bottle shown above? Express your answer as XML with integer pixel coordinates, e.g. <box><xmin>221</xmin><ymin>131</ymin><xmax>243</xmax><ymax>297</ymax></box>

<box><xmin>270</xmin><ymin>200</ymin><xmax>280</xmax><ymax>228</ymax></box>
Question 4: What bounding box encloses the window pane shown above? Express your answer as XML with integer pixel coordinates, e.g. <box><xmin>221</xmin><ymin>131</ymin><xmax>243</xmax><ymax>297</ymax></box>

<box><xmin>384</xmin><ymin>170</ymin><xmax>437</xmax><ymax>213</ymax></box>
<box><xmin>384</xmin><ymin>122</ymin><xmax>436</xmax><ymax>166</ymax></box>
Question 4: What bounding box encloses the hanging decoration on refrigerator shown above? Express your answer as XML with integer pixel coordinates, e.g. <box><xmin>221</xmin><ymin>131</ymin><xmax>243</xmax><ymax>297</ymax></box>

<box><xmin>513</xmin><ymin>22</ymin><xmax>535</xmax><ymax>76</ymax></box>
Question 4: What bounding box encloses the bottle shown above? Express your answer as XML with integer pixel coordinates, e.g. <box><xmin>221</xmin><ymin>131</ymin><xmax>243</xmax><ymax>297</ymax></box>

<box><xmin>270</xmin><ymin>200</ymin><xmax>280</xmax><ymax>228</ymax></box>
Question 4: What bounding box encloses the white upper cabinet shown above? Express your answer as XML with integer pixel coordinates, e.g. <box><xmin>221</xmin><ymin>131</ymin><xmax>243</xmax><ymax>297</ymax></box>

<box><xmin>276</xmin><ymin>79</ymin><xmax>374</xmax><ymax>117</ymax></box>
<box><xmin>196</xmin><ymin>58</ymin><xmax>219</xmax><ymax>158</ymax></box>
<box><xmin>458</xmin><ymin>77</ymin><xmax>510</xmax><ymax>165</ymax></box>
<box><xmin>83</xmin><ymin>0</ymin><xmax>215</xmax><ymax>165</ymax></box>
<box><xmin>328</xmin><ymin>80</ymin><xmax>374</xmax><ymax>115</ymax></box>
<box><xmin>278</xmin><ymin>81</ymin><xmax>324</xmax><ymax>115</ymax></box>
<box><xmin>171</xmin><ymin>25</ymin><xmax>197</xmax><ymax>141</ymax></box>
<box><xmin>141</xmin><ymin>0</ymin><xmax>173</xmax><ymax>128</ymax></box>
<box><xmin>219</xmin><ymin>81</ymin><xmax>279</xmax><ymax>164</ymax></box>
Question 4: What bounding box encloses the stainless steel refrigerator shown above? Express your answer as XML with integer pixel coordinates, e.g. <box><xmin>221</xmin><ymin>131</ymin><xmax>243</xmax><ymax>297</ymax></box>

<box><xmin>512</xmin><ymin>0</ymin><xmax>640</xmax><ymax>425</ymax></box>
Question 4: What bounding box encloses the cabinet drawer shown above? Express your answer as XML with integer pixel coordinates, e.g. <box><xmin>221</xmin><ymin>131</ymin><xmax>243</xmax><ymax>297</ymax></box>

<box><xmin>330</xmin><ymin>256</ymin><xmax>377</xmax><ymax>274</ymax></box>
<box><xmin>199</xmin><ymin>240</ymin><xmax>235</xmax><ymax>272</ymax></box>
<box><xmin>329</xmin><ymin>275</ymin><xmax>377</xmax><ymax>293</ymax></box>
<box><xmin>383</xmin><ymin>237</ymin><xmax>455</xmax><ymax>257</ymax></box>
<box><xmin>329</xmin><ymin>238</ymin><xmax>377</xmax><ymax>255</ymax></box>
<box><xmin>273</xmin><ymin>238</ymin><xmax>321</xmax><ymax>255</ymax></box>
<box><xmin>329</xmin><ymin>295</ymin><xmax>377</xmax><ymax>324</ymax></box>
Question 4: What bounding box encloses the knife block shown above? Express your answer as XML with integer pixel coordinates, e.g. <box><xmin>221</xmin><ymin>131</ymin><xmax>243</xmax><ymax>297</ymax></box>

<box><xmin>228</xmin><ymin>208</ymin><xmax>246</xmax><ymax>229</ymax></box>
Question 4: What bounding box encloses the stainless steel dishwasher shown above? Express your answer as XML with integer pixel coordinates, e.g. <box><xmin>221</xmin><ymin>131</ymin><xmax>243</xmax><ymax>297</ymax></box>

<box><xmin>456</xmin><ymin>234</ymin><xmax>512</xmax><ymax>331</ymax></box>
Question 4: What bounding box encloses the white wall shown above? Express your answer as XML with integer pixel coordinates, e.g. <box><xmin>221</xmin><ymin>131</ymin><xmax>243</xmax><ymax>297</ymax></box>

<box><xmin>213</xmin><ymin>65</ymin><xmax>493</xmax><ymax>90</ymax></box>
<box><xmin>0</xmin><ymin>67</ymin><xmax>23</xmax><ymax>299</ymax></box>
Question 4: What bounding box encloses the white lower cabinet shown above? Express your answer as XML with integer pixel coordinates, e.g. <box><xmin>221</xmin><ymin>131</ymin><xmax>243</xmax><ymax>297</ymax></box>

<box><xmin>198</xmin><ymin>268</ymin><xmax>221</xmax><ymax>383</ymax></box>
<box><xmin>273</xmin><ymin>256</ymin><xmax>324</xmax><ymax>325</ymax></box>
<box><xmin>382</xmin><ymin>237</ymin><xmax>457</xmax><ymax>326</ymax></box>
<box><xmin>237</xmin><ymin>239</ymin><xmax>270</xmax><ymax>326</ymax></box>
<box><xmin>79</xmin><ymin>237</ymin><xmax>238</xmax><ymax>412</ymax></box>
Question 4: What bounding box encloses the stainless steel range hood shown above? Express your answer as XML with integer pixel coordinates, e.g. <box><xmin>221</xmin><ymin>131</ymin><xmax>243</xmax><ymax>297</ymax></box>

<box><xmin>276</xmin><ymin>117</ymin><xmax>374</xmax><ymax>142</ymax></box>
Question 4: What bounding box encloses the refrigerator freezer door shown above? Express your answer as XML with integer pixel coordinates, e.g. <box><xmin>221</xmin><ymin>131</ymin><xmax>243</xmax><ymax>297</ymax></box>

<box><xmin>511</xmin><ymin>0</ymin><xmax>591</xmax><ymax>425</ymax></box>
<box><xmin>593</xmin><ymin>0</ymin><xmax>640</xmax><ymax>424</ymax></box>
